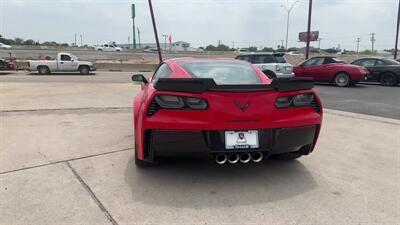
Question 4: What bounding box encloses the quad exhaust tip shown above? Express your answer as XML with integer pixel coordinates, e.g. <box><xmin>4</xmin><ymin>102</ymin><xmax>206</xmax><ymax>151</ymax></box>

<box><xmin>227</xmin><ymin>153</ymin><xmax>240</xmax><ymax>164</ymax></box>
<box><xmin>239</xmin><ymin>153</ymin><xmax>251</xmax><ymax>164</ymax></box>
<box><xmin>215</xmin><ymin>153</ymin><xmax>228</xmax><ymax>165</ymax></box>
<box><xmin>251</xmin><ymin>152</ymin><xmax>264</xmax><ymax>163</ymax></box>
<box><xmin>215</xmin><ymin>152</ymin><xmax>264</xmax><ymax>165</ymax></box>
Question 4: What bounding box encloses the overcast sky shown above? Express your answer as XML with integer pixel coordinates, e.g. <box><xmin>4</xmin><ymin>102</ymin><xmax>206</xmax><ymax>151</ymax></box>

<box><xmin>0</xmin><ymin>0</ymin><xmax>398</xmax><ymax>50</ymax></box>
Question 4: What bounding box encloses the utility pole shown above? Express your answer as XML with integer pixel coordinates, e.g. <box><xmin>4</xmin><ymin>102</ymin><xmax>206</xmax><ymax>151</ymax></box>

<box><xmin>305</xmin><ymin>0</ymin><xmax>313</xmax><ymax>59</ymax></box>
<box><xmin>162</xmin><ymin>34</ymin><xmax>168</xmax><ymax>51</ymax></box>
<box><xmin>281</xmin><ymin>40</ymin><xmax>284</xmax><ymax>47</ymax></box>
<box><xmin>370</xmin><ymin>32</ymin><xmax>376</xmax><ymax>53</ymax></box>
<box><xmin>80</xmin><ymin>34</ymin><xmax>82</xmax><ymax>46</ymax></box>
<box><xmin>128</xmin><ymin>36</ymin><xmax>130</xmax><ymax>44</ymax></box>
<box><xmin>218</xmin><ymin>40</ymin><xmax>221</xmax><ymax>46</ymax></box>
<box><xmin>137</xmin><ymin>27</ymin><xmax>142</xmax><ymax>48</ymax></box>
<box><xmin>74</xmin><ymin>33</ymin><xmax>77</xmax><ymax>46</ymax></box>
<box><xmin>281</xmin><ymin>0</ymin><xmax>299</xmax><ymax>51</ymax></box>
<box><xmin>131</xmin><ymin>4</ymin><xmax>136</xmax><ymax>49</ymax></box>
<box><xmin>356</xmin><ymin>37</ymin><xmax>361</xmax><ymax>54</ymax></box>
<box><xmin>148</xmin><ymin>0</ymin><xmax>162</xmax><ymax>62</ymax></box>
<box><xmin>395</xmin><ymin>0</ymin><xmax>400</xmax><ymax>59</ymax></box>
<box><xmin>232</xmin><ymin>41</ymin><xmax>235</xmax><ymax>49</ymax></box>
<box><xmin>318</xmin><ymin>38</ymin><xmax>322</xmax><ymax>49</ymax></box>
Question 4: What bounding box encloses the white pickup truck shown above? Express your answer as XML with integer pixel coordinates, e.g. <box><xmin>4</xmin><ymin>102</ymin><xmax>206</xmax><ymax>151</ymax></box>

<box><xmin>28</xmin><ymin>53</ymin><xmax>96</xmax><ymax>75</ymax></box>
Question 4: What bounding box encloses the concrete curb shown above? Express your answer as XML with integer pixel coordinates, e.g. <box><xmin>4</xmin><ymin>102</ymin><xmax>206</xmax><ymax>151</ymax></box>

<box><xmin>324</xmin><ymin>108</ymin><xmax>400</xmax><ymax>126</ymax></box>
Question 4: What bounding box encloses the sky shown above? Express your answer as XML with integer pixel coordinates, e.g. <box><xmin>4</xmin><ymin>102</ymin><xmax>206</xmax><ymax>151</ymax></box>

<box><xmin>0</xmin><ymin>0</ymin><xmax>398</xmax><ymax>50</ymax></box>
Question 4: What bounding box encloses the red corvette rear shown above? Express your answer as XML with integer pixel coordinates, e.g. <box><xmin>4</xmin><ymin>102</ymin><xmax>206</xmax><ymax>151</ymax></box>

<box><xmin>133</xmin><ymin>58</ymin><xmax>323</xmax><ymax>166</ymax></box>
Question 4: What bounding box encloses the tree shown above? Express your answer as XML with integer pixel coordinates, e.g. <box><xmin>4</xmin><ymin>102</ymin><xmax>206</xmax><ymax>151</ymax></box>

<box><xmin>261</xmin><ymin>47</ymin><xmax>274</xmax><ymax>52</ymax></box>
<box><xmin>14</xmin><ymin>38</ymin><xmax>24</xmax><ymax>45</ymax></box>
<box><xmin>247</xmin><ymin>46</ymin><xmax>257</xmax><ymax>52</ymax></box>
<box><xmin>23</xmin><ymin>39</ymin><xmax>35</xmax><ymax>45</ymax></box>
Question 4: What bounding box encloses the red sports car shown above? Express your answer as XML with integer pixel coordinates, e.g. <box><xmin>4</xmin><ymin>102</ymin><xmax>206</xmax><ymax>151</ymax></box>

<box><xmin>293</xmin><ymin>56</ymin><xmax>369</xmax><ymax>87</ymax></box>
<box><xmin>132</xmin><ymin>58</ymin><xmax>323</xmax><ymax>167</ymax></box>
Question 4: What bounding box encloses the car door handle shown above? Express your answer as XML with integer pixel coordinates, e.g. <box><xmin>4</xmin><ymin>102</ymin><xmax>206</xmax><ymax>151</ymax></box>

<box><xmin>60</xmin><ymin>62</ymin><xmax>64</xmax><ymax>64</ymax></box>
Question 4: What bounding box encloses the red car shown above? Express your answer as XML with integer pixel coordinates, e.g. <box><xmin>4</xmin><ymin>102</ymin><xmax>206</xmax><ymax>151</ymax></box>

<box><xmin>0</xmin><ymin>58</ymin><xmax>16</xmax><ymax>71</ymax></box>
<box><xmin>293</xmin><ymin>56</ymin><xmax>369</xmax><ymax>87</ymax></box>
<box><xmin>132</xmin><ymin>58</ymin><xmax>323</xmax><ymax>167</ymax></box>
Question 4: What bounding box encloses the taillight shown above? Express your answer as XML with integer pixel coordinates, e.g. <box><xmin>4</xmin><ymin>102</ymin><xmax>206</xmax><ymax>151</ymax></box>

<box><xmin>275</xmin><ymin>93</ymin><xmax>314</xmax><ymax>108</ymax></box>
<box><xmin>154</xmin><ymin>95</ymin><xmax>208</xmax><ymax>110</ymax></box>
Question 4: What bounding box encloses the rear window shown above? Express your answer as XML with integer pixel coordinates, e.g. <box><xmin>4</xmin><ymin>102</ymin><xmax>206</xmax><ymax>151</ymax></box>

<box><xmin>178</xmin><ymin>61</ymin><xmax>261</xmax><ymax>85</ymax></box>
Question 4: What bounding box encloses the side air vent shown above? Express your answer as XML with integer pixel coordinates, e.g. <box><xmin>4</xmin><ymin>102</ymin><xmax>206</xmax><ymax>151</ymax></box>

<box><xmin>310</xmin><ymin>98</ymin><xmax>321</xmax><ymax>113</ymax></box>
<box><xmin>147</xmin><ymin>100</ymin><xmax>160</xmax><ymax>116</ymax></box>
<box><xmin>144</xmin><ymin>130</ymin><xmax>154</xmax><ymax>160</ymax></box>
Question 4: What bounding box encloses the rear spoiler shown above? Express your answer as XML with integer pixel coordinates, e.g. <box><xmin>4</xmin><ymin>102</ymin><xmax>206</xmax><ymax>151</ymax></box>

<box><xmin>154</xmin><ymin>77</ymin><xmax>314</xmax><ymax>93</ymax></box>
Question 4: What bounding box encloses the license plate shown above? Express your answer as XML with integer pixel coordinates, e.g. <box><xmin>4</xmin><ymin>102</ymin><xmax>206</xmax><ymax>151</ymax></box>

<box><xmin>225</xmin><ymin>130</ymin><xmax>259</xmax><ymax>149</ymax></box>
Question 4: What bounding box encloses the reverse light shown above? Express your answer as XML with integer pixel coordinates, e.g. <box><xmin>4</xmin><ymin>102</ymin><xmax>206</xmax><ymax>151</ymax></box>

<box><xmin>155</xmin><ymin>95</ymin><xmax>184</xmax><ymax>109</ymax></box>
<box><xmin>275</xmin><ymin>93</ymin><xmax>315</xmax><ymax>108</ymax></box>
<box><xmin>154</xmin><ymin>95</ymin><xmax>208</xmax><ymax>110</ymax></box>
<box><xmin>275</xmin><ymin>96</ymin><xmax>292</xmax><ymax>108</ymax></box>
<box><xmin>293</xmin><ymin>93</ymin><xmax>314</xmax><ymax>107</ymax></box>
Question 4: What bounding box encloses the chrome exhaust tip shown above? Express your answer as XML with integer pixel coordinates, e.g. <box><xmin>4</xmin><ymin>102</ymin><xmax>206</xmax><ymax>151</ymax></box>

<box><xmin>251</xmin><ymin>152</ymin><xmax>264</xmax><ymax>163</ymax></box>
<box><xmin>239</xmin><ymin>153</ymin><xmax>251</xmax><ymax>164</ymax></box>
<box><xmin>227</xmin><ymin>153</ymin><xmax>240</xmax><ymax>164</ymax></box>
<box><xmin>215</xmin><ymin>153</ymin><xmax>228</xmax><ymax>165</ymax></box>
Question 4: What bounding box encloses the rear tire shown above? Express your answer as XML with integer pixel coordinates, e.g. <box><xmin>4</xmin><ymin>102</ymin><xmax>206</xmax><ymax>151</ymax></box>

<box><xmin>38</xmin><ymin>66</ymin><xmax>50</xmax><ymax>75</ymax></box>
<box><xmin>270</xmin><ymin>153</ymin><xmax>302</xmax><ymax>160</ymax></box>
<box><xmin>334</xmin><ymin>72</ymin><xmax>351</xmax><ymax>87</ymax></box>
<box><xmin>380</xmin><ymin>73</ymin><xmax>398</xmax><ymax>86</ymax></box>
<box><xmin>79</xmin><ymin>66</ymin><xmax>90</xmax><ymax>75</ymax></box>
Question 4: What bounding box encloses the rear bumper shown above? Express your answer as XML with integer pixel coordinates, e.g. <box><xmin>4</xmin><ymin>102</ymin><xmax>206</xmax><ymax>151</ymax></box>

<box><xmin>142</xmin><ymin>125</ymin><xmax>319</xmax><ymax>159</ymax></box>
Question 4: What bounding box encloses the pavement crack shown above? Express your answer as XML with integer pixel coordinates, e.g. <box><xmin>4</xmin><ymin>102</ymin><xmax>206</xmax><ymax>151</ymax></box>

<box><xmin>66</xmin><ymin>161</ymin><xmax>119</xmax><ymax>225</ymax></box>
<box><xmin>0</xmin><ymin>147</ymin><xmax>133</xmax><ymax>175</ymax></box>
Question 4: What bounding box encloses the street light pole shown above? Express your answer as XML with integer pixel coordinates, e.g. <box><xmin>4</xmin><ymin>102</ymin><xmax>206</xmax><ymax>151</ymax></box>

<box><xmin>305</xmin><ymin>0</ymin><xmax>313</xmax><ymax>59</ymax></box>
<box><xmin>148</xmin><ymin>0</ymin><xmax>163</xmax><ymax>62</ymax></box>
<box><xmin>281</xmin><ymin>0</ymin><xmax>299</xmax><ymax>51</ymax></box>
<box><xmin>395</xmin><ymin>0</ymin><xmax>400</xmax><ymax>59</ymax></box>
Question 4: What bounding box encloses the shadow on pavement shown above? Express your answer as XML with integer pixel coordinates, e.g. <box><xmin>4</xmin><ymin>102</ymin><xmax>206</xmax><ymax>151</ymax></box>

<box><xmin>124</xmin><ymin>156</ymin><xmax>317</xmax><ymax>209</ymax></box>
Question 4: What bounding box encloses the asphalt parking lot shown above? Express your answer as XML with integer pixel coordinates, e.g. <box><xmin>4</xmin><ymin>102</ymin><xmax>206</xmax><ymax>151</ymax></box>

<box><xmin>1</xmin><ymin>71</ymin><xmax>399</xmax><ymax>224</ymax></box>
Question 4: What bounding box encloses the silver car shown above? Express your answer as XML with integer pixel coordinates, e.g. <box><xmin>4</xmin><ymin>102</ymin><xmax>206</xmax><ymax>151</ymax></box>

<box><xmin>235</xmin><ymin>53</ymin><xmax>294</xmax><ymax>79</ymax></box>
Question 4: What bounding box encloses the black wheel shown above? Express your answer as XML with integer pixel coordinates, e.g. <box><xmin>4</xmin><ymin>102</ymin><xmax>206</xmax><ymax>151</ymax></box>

<box><xmin>134</xmin><ymin>150</ymin><xmax>156</xmax><ymax>167</ymax></box>
<box><xmin>38</xmin><ymin>66</ymin><xmax>50</xmax><ymax>75</ymax></box>
<box><xmin>270</xmin><ymin>153</ymin><xmax>303</xmax><ymax>160</ymax></box>
<box><xmin>334</xmin><ymin>72</ymin><xmax>351</xmax><ymax>87</ymax></box>
<box><xmin>79</xmin><ymin>66</ymin><xmax>90</xmax><ymax>75</ymax></box>
<box><xmin>380</xmin><ymin>73</ymin><xmax>398</xmax><ymax>86</ymax></box>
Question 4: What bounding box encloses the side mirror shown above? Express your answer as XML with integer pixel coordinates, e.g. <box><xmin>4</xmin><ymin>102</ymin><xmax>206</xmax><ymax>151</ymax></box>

<box><xmin>131</xmin><ymin>74</ymin><xmax>148</xmax><ymax>84</ymax></box>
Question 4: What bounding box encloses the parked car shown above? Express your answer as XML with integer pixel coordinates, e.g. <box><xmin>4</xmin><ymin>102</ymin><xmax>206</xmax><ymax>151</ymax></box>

<box><xmin>293</xmin><ymin>56</ymin><xmax>369</xmax><ymax>87</ymax></box>
<box><xmin>286</xmin><ymin>51</ymin><xmax>304</xmax><ymax>56</ymax></box>
<box><xmin>351</xmin><ymin>58</ymin><xmax>400</xmax><ymax>86</ymax></box>
<box><xmin>235</xmin><ymin>53</ymin><xmax>294</xmax><ymax>79</ymax></box>
<box><xmin>27</xmin><ymin>53</ymin><xmax>96</xmax><ymax>75</ymax></box>
<box><xmin>0</xmin><ymin>42</ymin><xmax>12</xmax><ymax>49</ymax></box>
<box><xmin>95</xmin><ymin>44</ymin><xmax>122</xmax><ymax>52</ymax></box>
<box><xmin>132</xmin><ymin>58</ymin><xmax>322</xmax><ymax>167</ymax></box>
<box><xmin>0</xmin><ymin>58</ymin><xmax>16</xmax><ymax>71</ymax></box>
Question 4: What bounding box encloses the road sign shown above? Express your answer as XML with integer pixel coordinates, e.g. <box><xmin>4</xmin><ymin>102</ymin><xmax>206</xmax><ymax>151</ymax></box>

<box><xmin>299</xmin><ymin>31</ymin><xmax>319</xmax><ymax>42</ymax></box>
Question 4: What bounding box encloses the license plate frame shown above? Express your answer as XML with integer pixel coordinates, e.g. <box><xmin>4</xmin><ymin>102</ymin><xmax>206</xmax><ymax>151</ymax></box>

<box><xmin>225</xmin><ymin>130</ymin><xmax>259</xmax><ymax>150</ymax></box>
